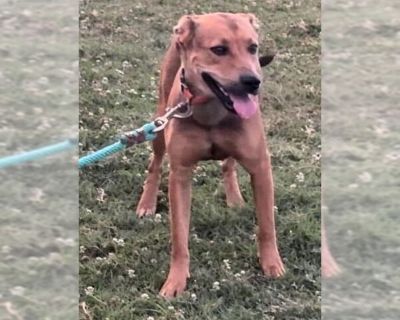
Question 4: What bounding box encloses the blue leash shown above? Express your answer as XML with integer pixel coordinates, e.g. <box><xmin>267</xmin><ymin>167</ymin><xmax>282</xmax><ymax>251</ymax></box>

<box><xmin>0</xmin><ymin>139</ymin><xmax>76</xmax><ymax>169</ymax></box>
<box><xmin>0</xmin><ymin>122</ymin><xmax>157</xmax><ymax>170</ymax></box>
<box><xmin>78</xmin><ymin>122</ymin><xmax>157</xmax><ymax>169</ymax></box>
<box><xmin>0</xmin><ymin>102</ymin><xmax>191</xmax><ymax>170</ymax></box>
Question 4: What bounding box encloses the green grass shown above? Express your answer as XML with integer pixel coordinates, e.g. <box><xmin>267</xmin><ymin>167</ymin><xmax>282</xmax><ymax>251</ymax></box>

<box><xmin>0</xmin><ymin>1</ymin><xmax>78</xmax><ymax>319</ymax></box>
<box><xmin>79</xmin><ymin>1</ymin><xmax>321</xmax><ymax>319</ymax></box>
<box><xmin>322</xmin><ymin>1</ymin><xmax>400</xmax><ymax>319</ymax></box>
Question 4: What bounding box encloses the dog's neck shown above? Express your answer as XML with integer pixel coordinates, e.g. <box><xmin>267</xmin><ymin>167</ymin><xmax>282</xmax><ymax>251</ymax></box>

<box><xmin>191</xmin><ymin>98</ymin><xmax>231</xmax><ymax>127</ymax></box>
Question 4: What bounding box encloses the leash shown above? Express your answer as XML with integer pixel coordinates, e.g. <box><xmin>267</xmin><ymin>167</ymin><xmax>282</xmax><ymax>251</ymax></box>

<box><xmin>0</xmin><ymin>139</ymin><xmax>76</xmax><ymax>169</ymax></box>
<box><xmin>1</xmin><ymin>72</ymin><xmax>200</xmax><ymax>170</ymax></box>
<box><xmin>79</xmin><ymin>101</ymin><xmax>192</xmax><ymax>168</ymax></box>
<box><xmin>0</xmin><ymin>102</ymin><xmax>192</xmax><ymax>170</ymax></box>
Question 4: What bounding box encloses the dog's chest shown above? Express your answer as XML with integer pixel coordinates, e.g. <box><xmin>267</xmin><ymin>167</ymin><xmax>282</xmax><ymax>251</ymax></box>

<box><xmin>202</xmin><ymin>143</ymin><xmax>229</xmax><ymax>161</ymax></box>
<box><xmin>192</xmin><ymin>99</ymin><xmax>229</xmax><ymax>126</ymax></box>
<box><xmin>201</xmin><ymin>127</ymin><xmax>241</xmax><ymax>161</ymax></box>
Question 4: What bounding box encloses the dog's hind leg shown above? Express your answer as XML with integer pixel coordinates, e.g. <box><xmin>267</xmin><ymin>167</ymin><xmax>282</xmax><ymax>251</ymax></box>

<box><xmin>222</xmin><ymin>158</ymin><xmax>245</xmax><ymax>208</ymax></box>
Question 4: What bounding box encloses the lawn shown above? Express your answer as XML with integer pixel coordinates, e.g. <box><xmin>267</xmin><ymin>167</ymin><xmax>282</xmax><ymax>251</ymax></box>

<box><xmin>0</xmin><ymin>1</ymin><xmax>78</xmax><ymax>319</ymax></box>
<box><xmin>79</xmin><ymin>0</ymin><xmax>321</xmax><ymax>319</ymax></box>
<box><xmin>322</xmin><ymin>0</ymin><xmax>400</xmax><ymax>319</ymax></box>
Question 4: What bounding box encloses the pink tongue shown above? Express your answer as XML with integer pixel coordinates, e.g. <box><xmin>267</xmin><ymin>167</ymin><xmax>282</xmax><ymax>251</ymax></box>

<box><xmin>231</xmin><ymin>95</ymin><xmax>258</xmax><ymax>119</ymax></box>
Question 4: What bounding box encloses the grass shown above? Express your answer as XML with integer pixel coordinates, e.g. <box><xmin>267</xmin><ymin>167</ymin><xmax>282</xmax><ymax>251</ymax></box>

<box><xmin>79</xmin><ymin>0</ymin><xmax>321</xmax><ymax>319</ymax></box>
<box><xmin>0</xmin><ymin>1</ymin><xmax>78</xmax><ymax>319</ymax></box>
<box><xmin>322</xmin><ymin>0</ymin><xmax>400</xmax><ymax>319</ymax></box>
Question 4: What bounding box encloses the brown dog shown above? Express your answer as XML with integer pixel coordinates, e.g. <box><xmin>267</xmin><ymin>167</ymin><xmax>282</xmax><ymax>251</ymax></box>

<box><xmin>136</xmin><ymin>13</ymin><xmax>285</xmax><ymax>297</ymax></box>
<box><xmin>322</xmin><ymin>223</ymin><xmax>341</xmax><ymax>277</ymax></box>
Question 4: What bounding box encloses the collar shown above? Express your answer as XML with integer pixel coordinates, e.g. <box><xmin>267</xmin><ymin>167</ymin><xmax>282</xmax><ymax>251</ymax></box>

<box><xmin>180</xmin><ymin>68</ymin><xmax>210</xmax><ymax>105</ymax></box>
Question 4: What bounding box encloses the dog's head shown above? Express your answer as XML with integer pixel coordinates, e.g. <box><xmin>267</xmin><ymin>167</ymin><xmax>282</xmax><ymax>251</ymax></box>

<box><xmin>174</xmin><ymin>13</ymin><xmax>273</xmax><ymax>119</ymax></box>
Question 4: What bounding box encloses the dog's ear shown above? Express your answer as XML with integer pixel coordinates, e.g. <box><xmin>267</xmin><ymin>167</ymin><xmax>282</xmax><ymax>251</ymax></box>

<box><xmin>239</xmin><ymin>13</ymin><xmax>260</xmax><ymax>31</ymax></box>
<box><xmin>259</xmin><ymin>54</ymin><xmax>275</xmax><ymax>67</ymax></box>
<box><xmin>247</xmin><ymin>13</ymin><xmax>260</xmax><ymax>31</ymax></box>
<box><xmin>173</xmin><ymin>15</ymin><xmax>196</xmax><ymax>47</ymax></box>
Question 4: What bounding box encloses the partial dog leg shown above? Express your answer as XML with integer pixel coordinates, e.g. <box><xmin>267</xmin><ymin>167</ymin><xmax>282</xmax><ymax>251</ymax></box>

<box><xmin>136</xmin><ymin>132</ymin><xmax>165</xmax><ymax>217</ymax></box>
<box><xmin>240</xmin><ymin>154</ymin><xmax>285</xmax><ymax>278</ymax></box>
<box><xmin>322</xmin><ymin>223</ymin><xmax>341</xmax><ymax>277</ymax></box>
<box><xmin>160</xmin><ymin>164</ymin><xmax>192</xmax><ymax>298</ymax></box>
<box><xmin>222</xmin><ymin>158</ymin><xmax>244</xmax><ymax>208</ymax></box>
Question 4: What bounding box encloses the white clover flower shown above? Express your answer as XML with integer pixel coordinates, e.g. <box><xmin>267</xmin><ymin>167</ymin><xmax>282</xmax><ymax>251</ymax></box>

<box><xmin>212</xmin><ymin>281</ymin><xmax>220</xmax><ymax>290</ymax></box>
<box><xmin>223</xmin><ymin>259</ymin><xmax>231</xmax><ymax>270</ymax></box>
<box><xmin>154</xmin><ymin>213</ymin><xmax>162</xmax><ymax>223</ymax></box>
<box><xmin>122</xmin><ymin>61</ymin><xmax>132</xmax><ymax>69</ymax></box>
<box><xmin>290</xmin><ymin>184</ymin><xmax>297</xmax><ymax>189</ymax></box>
<box><xmin>112</xmin><ymin>238</ymin><xmax>125</xmax><ymax>247</ymax></box>
<box><xmin>101</xmin><ymin>77</ymin><xmax>109</xmax><ymax>85</ymax></box>
<box><xmin>128</xmin><ymin>269</ymin><xmax>136</xmax><ymax>278</ymax></box>
<box><xmin>312</xmin><ymin>153</ymin><xmax>321</xmax><ymax>162</ymax></box>
<box><xmin>296</xmin><ymin>172</ymin><xmax>305</xmax><ymax>183</ymax></box>
<box><xmin>193</xmin><ymin>233</ymin><xmax>200</xmax><ymax>243</ymax></box>
<box><xmin>85</xmin><ymin>286</ymin><xmax>94</xmax><ymax>296</ymax></box>
<box><xmin>168</xmin><ymin>306</ymin><xmax>175</xmax><ymax>311</ymax></box>
<box><xmin>141</xmin><ymin>293</ymin><xmax>150</xmax><ymax>300</ymax></box>
<box><xmin>147</xmin><ymin>317</ymin><xmax>154</xmax><ymax>320</ymax></box>
<box><xmin>96</xmin><ymin>188</ymin><xmax>106</xmax><ymax>202</ymax></box>
<box><xmin>10</xmin><ymin>286</ymin><xmax>26</xmax><ymax>296</ymax></box>
<box><xmin>150</xmin><ymin>258</ymin><xmax>157</xmax><ymax>265</ymax></box>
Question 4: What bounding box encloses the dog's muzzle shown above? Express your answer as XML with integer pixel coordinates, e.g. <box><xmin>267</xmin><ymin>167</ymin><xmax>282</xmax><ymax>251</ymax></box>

<box><xmin>239</xmin><ymin>74</ymin><xmax>261</xmax><ymax>95</ymax></box>
<box><xmin>201</xmin><ymin>72</ymin><xmax>235</xmax><ymax>112</ymax></box>
<box><xmin>201</xmin><ymin>72</ymin><xmax>260</xmax><ymax>120</ymax></box>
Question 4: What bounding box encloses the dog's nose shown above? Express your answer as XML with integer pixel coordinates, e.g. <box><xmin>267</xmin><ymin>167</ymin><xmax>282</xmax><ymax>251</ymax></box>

<box><xmin>239</xmin><ymin>75</ymin><xmax>261</xmax><ymax>94</ymax></box>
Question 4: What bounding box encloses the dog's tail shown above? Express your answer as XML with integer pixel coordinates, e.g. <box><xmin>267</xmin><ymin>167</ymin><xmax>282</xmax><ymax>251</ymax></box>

<box><xmin>156</xmin><ymin>40</ymin><xmax>181</xmax><ymax>115</ymax></box>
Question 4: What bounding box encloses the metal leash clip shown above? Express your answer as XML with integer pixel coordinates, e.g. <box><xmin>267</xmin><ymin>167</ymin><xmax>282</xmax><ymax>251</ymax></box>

<box><xmin>153</xmin><ymin>102</ymin><xmax>192</xmax><ymax>133</ymax></box>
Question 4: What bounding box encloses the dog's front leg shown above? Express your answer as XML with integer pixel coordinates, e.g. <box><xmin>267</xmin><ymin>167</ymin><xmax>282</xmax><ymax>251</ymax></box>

<box><xmin>240</xmin><ymin>155</ymin><xmax>285</xmax><ymax>278</ymax></box>
<box><xmin>160</xmin><ymin>163</ymin><xmax>192</xmax><ymax>298</ymax></box>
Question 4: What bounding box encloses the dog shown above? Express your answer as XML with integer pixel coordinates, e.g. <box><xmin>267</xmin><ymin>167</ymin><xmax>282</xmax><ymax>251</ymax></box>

<box><xmin>136</xmin><ymin>13</ymin><xmax>285</xmax><ymax>298</ymax></box>
<box><xmin>322</xmin><ymin>223</ymin><xmax>341</xmax><ymax>277</ymax></box>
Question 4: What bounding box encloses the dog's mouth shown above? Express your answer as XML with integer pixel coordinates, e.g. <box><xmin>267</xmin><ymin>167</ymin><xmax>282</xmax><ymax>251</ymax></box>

<box><xmin>201</xmin><ymin>72</ymin><xmax>258</xmax><ymax>119</ymax></box>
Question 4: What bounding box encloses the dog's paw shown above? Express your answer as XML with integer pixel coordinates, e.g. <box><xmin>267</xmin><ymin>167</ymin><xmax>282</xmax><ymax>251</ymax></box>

<box><xmin>322</xmin><ymin>250</ymin><xmax>341</xmax><ymax>278</ymax></box>
<box><xmin>226</xmin><ymin>194</ymin><xmax>245</xmax><ymax>208</ymax></box>
<box><xmin>159</xmin><ymin>273</ymin><xmax>188</xmax><ymax>299</ymax></box>
<box><xmin>136</xmin><ymin>204</ymin><xmax>156</xmax><ymax>218</ymax></box>
<box><xmin>259</xmin><ymin>249</ymin><xmax>285</xmax><ymax>278</ymax></box>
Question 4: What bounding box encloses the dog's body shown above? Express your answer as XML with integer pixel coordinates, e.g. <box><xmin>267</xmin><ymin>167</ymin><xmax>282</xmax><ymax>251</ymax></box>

<box><xmin>136</xmin><ymin>13</ymin><xmax>285</xmax><ymax>297</ymax></box>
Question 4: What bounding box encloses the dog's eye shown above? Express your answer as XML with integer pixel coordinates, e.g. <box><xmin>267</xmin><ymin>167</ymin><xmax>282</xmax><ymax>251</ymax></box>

<box><xmin>210</xmin><ymin>45</ymin><xmax>229</xmax><ymax>56</ymax></box>
<box><xmin>248</xmin><ymin>44</ymin><xmax>258</xmax><ymax>55</ymax></box>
